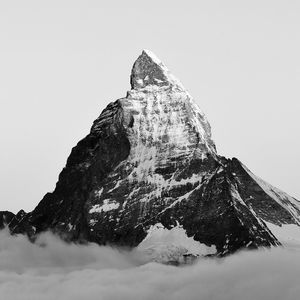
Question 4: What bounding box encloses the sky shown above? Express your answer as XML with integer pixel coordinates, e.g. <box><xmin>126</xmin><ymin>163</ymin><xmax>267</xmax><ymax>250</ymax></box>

<box><xmin>0</xmin><ymin>0</ymin><xmax>299</xmax><ymax>213</ymax></box>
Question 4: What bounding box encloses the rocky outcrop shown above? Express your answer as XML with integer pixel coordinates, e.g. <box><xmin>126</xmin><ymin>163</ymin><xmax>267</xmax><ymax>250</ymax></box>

<box><xmin>3</xmin><ymin>50</ymin><xmax>300</xmax><ymax>261</ymax></box>
<box><xmin>0</xmin><ymin>211</ymin><xmax>15</xmax><ymax>230</ymax></box>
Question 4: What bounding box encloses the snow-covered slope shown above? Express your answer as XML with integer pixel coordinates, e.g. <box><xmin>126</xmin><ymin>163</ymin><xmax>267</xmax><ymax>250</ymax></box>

<box><xmin>234</xmin><ymin>163</ymin><xmax>300</xmax><ymax>248</ymax></box>
<box><xmin>241</xmin><ymin>163</ymin><xmax>300</xmax><ymax>224</ymax></box>
<box><xmin>137</xmin><ymin>223</ymin><xmax>216</xmax><ymax>263</ymax></box>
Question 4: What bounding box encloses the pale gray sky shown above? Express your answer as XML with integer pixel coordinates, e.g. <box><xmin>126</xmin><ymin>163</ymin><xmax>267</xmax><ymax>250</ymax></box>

<box><xmin>0</xmin><ymin>0</ymin><xmax>299</xmax><ymax>213</ymax></box>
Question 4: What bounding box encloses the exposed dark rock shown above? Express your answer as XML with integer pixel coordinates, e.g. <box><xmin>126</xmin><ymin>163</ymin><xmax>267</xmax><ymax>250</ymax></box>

<box><xmin>0</xmin><ymin>211</ymin><xmax>15</xmax><ymax>229</ymax></box>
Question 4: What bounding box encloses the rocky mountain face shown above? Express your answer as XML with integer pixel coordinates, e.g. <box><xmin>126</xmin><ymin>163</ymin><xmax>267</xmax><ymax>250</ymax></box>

<box><xmin>0</xmin><ymin>211</ymin><xmax>15</xmax><ymax>230</ymax></box>
<box><xmin>2</xmin><ymin>50</ymin><xmax>300</xmax><ymax>262</ymax></box>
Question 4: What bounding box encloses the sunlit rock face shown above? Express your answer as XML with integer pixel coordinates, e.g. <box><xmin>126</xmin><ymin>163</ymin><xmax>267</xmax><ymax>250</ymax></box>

<box><xmin>3</xmin><ymin>50</ymin><xmax>300</xmax><ymax>262</ymax></box>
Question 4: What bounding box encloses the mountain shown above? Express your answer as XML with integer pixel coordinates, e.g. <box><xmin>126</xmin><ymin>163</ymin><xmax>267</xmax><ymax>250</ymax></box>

<box><xmin>2</xmin><ymin>50</ymin><xmax>300</xmax><ymax>262</ymax></box>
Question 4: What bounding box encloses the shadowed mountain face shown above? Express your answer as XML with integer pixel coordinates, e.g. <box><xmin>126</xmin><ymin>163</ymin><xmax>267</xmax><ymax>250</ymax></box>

<box><xmin>2</xmin><ymin>50</ymin><xmax>300</xmax><ymax>261</ymax></box>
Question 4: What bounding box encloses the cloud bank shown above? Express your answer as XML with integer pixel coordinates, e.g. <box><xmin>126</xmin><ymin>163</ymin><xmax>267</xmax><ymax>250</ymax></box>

<box><xmin>0</xmin><ymin>230</ymin><xmax>300</xmax><ymax>300</ymax></box>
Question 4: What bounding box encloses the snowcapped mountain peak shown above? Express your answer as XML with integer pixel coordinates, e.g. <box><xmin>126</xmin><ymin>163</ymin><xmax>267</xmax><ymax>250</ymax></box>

<box><xmin>130</xmin><ymin>49</ymin><xmax>185</xmax><ymax>91</ymax></box>
<box><xmin>3</xmin><ymin>51</ymin><xmax>300</xmax><ymax>263</ymax></box>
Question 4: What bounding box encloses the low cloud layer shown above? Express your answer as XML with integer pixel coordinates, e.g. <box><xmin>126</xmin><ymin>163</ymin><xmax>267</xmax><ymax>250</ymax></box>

<box><xmin>0</xmin><ymin>230</ymin><xmax>300</xmax><ymax>300</ymax></box>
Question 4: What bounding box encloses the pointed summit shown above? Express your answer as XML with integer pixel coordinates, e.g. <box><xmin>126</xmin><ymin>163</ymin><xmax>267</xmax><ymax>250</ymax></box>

<box><xmin>130</xmin><ymin>49</ymin><xmax>184</xmax><ymax>90</ymax></box>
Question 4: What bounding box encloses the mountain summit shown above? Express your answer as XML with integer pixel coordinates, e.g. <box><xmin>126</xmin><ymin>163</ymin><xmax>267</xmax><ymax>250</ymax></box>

<box><xmin>2</xmin><ymin>51</ymin><xmax>300</xmax><ymax>262</ymax></box>
<box><xmin>130</xmin><ymin>49</ymin><xmax>184</xmax><ymax>90</ymax></box>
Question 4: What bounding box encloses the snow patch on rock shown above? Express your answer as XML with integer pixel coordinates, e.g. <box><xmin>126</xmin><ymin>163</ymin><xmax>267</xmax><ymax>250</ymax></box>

<box><xmin>89</xmin><ymin>200</ymin><xmax>120</xmax><ymax>213</ymax></box>
<box><xmin>89</xmin><ymin>219</ymin><xmax>98</xmax><ymax>226</ymax></box>
<box><xmin>137</xmin><ymin>223</ymin><xmax>216</xmax><ymax>263</ymax></box>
